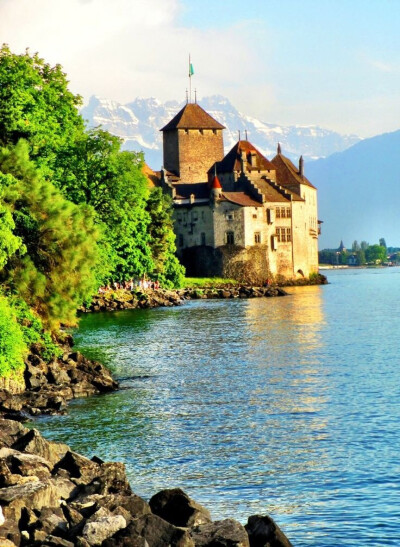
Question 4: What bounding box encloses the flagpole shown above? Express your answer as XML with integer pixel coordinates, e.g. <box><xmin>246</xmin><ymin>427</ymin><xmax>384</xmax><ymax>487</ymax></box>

<box><xmin>189</xmin><ymin>54</ymin><xmax>191</xmax><ymax>103</ymax></box>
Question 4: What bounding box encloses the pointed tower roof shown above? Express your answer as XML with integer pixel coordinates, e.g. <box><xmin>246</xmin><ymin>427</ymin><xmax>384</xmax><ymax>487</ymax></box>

<box><xmin>271</xmin><ymin>148</ymin><xmax>315</xmax><ymax>189</ymax></box>
<box><xmin>160</xmin><ymin>103</ymin><xmax>225</xmax><ymax>131</ymax></box>
<box><xmin>211</xmin><ymin>174</ymin><xmax>222</xmax><ymax>189</ymax></box>
<box><xmin>210</xmin><ymin>140</ymin><xmax>275</xmax><ymax>174</ymax></box>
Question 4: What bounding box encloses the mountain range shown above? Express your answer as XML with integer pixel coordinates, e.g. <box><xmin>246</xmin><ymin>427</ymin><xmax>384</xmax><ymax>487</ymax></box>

<box><xmin>306</xmin><ymin>130</ymin><xmax>400</xmax><ymax>249</ymax></box>
<box><xmin>81</xmin><ymin>94</ymin><xmax>399</xmax><ymax>249</ymax></box>
<box><xmin>81</xmin><ymin>95</ymin><xmax>361</xmax><ymax>169</ymax></box>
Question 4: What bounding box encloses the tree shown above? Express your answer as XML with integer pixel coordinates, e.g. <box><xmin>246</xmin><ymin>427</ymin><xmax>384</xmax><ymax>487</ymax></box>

<box><xmin>146</xmin><ymin>188</ymin><xmax>185</xmax><ymax>287</ymax></box>
<box><xmin>356</xmin><ymin>249</ymin><xmax>366</xmax><ymax>265</ymax></box>
<box><xmin>352</xmin><ymin>240</ymin><xmax>360</xmax><ymax>252</ymax></box>
<box><xmin>0</xmin><ymin>141</ymin><xmax>100</xmax><ymax>327</ymax></box>
<box><xmin>55</xmin><ymin>129</ymin><xmax>154</xmax><ymax>281</ymax></box>
<box><xmin>0</xmin><ymin>44</ymin><xmax>84</xmax><ymax>178</ymax></box>
<box><xmin>365</xmin><ymin>244</ymin><xmax>387</xmax><ymax>264</ymax></box>
<box><xmin>0</xmin><ymin>294</ymin><xmax>27</xmax><ymax>378</ymax></box>
<box><xmin>360</xmin><ymin>241</ymin><xmax>369</xmax><ymax>251</ymax></box>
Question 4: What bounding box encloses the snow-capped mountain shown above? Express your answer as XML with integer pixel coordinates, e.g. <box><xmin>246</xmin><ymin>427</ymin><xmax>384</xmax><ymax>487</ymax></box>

<box><xmin>81</xmin><ymin>94</ymin><xmax>361</xmax><ymax>169</ymax></box>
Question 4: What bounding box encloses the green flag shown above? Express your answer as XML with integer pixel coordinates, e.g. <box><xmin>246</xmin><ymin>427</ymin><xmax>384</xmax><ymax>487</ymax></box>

<box><xmin>189</xmin><ymin>63</ymin><xmax>194</xmax><ymax>77</ymax></box>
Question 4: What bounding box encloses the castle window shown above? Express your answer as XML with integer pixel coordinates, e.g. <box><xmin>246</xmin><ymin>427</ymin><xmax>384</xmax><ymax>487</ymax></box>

<box><xmin>276</xmin><ymin>207</ymin><xmax>281</xmax><ymax>219</ymax></box>
<box><xmin>226</xmin><ymin>231</ymin><xmax>235</xmax><ymax>245</ymax></box>
<box><xmin>280</xmin><ymin>207</ymin><xmax>286</xmax><ymax>218</ymax></box>
<box><xmin>178</xmin><ymin>234</ymin><xmax>184</xmax><ymax>247</ymax></box>
<box><xmin>201</xmin><ymin>232</ymin><xmax>206</xmax><ymax>245</ymax></box>
<box><xmin>253</xmin><ymin>208</ymin><xmax>258</xmax><ymax>219</ymax></box>
<box><xmin>192</xmin><ymin>211</ymin><xmax>198</xmax><ymax>221</ymax></box>
<box><xmin>254</xmin><ymin>232</ymin><xmax>261</xmax><ymax>244</ymax></box>
<box><xmin>201</xmin><ymin>211</ymin><xmax>205</xmax><ymax>221</ymax></box>
<box><xmin>276</xmin><ymin>227</ymin><xmax>291</xmax><ymax>243</ymax></box>
<box><xmin>286</xmin><ymin>207</ymin><xmax>291</xmax><ymax>218</ymax></box>
<box><xmin>225</xmin><ymin>212</ymin><xmax>234</xmax><ymax>221</ymax></box>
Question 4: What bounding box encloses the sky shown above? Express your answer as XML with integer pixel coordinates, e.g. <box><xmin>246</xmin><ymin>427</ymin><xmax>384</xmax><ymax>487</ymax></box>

<box><xmin>1</xmin><ymin>0</ymin><xmax>400</xmax><ymax>137</ymax></box>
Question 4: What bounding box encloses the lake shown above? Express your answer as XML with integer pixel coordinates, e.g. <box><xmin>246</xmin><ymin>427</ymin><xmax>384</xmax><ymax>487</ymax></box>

<box><xmin>36</xmin><ymin>268</ymin><xmax>400</xmax><ymax>546</ymax></box>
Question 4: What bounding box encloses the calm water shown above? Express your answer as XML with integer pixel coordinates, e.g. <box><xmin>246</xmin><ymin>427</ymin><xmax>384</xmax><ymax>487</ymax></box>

<box><xmin>36</xmin><ymin>268</ymin><xmax>400</xmax><ymax>546</ymax></box>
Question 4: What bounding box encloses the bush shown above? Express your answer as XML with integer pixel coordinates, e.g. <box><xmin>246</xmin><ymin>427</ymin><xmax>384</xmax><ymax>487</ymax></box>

<box><xmin>10</xmin><ymin>297</ymin><xmax>62</xmax><ymax>362</ymax></box>
<box><xmin>0</xmin><ymin>295</ymin><xmax>27</xmax><ymax>378</ymax></box>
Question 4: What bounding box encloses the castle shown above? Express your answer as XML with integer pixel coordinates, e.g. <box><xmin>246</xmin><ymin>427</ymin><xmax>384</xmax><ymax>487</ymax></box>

<box><xmin>154</xmin><ymin>101</ymin><xmax>320</xmax><ymax>283</ymax></box>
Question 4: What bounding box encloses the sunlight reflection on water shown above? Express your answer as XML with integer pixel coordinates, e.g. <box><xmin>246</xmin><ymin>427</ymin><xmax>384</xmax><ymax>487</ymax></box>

<box><xmin>36</xmin><ymin>268</ymin><xmax>400</xmax><ymax>546</ymax></box>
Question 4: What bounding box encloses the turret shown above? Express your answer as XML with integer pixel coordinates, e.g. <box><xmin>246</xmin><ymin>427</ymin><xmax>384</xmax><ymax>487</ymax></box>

<box><xmin>210</xmin><ymin>173</ymin><xmax>222</xmax><ymax>201</ymax></box>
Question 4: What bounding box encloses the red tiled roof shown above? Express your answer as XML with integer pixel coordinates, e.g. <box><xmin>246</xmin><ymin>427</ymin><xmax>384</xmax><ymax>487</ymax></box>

<box><xmin>271</xmin><ymin>152</ymin><xmax>315</xmax><ymax>189</ymax></box>
<box><xmin>210</xmin><ymin>140</ymin><xmax>275</xmax><ymax>174</ymax></box>
<box><xmin>160</xmin><ymin>103</ymin><xmax>225</xmax><ymax>131</ymax></box>
<box><xmin>221</xmin><ymin>192</ymin><xmax>263</xmax><ymax>207</ymax></box>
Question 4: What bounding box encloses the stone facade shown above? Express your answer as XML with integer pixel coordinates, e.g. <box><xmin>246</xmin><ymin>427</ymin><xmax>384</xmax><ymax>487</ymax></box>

<box><xmin>159</xmin><ymin>102</ymin><xmax>320</xmax><ymax>282</ymax></box>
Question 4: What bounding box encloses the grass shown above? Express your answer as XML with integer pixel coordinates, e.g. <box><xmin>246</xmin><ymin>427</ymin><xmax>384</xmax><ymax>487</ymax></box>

<box><xmin>182</xmin><ymin>277</ymin><xmax>239</xmax><ymax>288</ymax></box>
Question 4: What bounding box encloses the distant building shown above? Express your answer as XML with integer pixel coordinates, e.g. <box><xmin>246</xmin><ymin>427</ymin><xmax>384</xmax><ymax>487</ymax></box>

<box><xmin>157</xmin><ymin>101</ymin><xmax>320</xmax><ymax>282</ymax></box>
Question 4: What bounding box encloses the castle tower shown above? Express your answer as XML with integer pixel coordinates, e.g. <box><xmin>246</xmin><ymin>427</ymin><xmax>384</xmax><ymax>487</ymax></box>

<box><xmin>160</xmin><ymin>103</ymin><xmax>225</xmax><ymax>183</ymax></box>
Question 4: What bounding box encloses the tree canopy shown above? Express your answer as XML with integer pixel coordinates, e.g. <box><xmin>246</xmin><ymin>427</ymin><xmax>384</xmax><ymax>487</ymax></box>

<box><xmin>0</xmin><ymin>45</ymin><xmax>185</xmax><ymax>378</ymax></box>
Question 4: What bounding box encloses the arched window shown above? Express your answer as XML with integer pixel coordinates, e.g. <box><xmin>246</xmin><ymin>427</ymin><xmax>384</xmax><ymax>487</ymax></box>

<box><xmin>226</xmin><ymin>231</ymin><xmax>234</xmax><ymax>245</ymax></box>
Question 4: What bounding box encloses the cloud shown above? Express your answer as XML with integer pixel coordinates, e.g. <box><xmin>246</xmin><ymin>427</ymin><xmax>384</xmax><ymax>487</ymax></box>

<box><xmin>0</xmin><ymin>0</ymin><xmax>266</xmax><ymax>108</ymax></box>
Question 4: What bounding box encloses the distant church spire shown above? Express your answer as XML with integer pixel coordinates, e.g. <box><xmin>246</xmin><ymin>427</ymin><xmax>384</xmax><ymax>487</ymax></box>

<box><xmin>277</xmin><ymin>142</ymin><xmax>282</xmax><ymax>154</ymax></box>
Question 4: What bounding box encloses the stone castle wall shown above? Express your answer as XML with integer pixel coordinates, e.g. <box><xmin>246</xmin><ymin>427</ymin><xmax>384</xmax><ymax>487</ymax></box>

<box><xmin>176</xmin><ymin>128</ymin><xmax>224</xmax><ymax>183</ymax></box>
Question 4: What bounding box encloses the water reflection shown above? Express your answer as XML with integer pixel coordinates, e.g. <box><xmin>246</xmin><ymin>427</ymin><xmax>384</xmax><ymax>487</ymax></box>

<box><xmin>34</xmin><ymin>273</ymin><xmax>400</xmax><ymax>546</ymax></box>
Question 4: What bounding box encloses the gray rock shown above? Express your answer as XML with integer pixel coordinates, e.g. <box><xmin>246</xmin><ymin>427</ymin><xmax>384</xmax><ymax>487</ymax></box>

<box><xmin>245</xmin><ymin>515</ymin><xmax>293</xmax><ymax>547</ymax></box>
<box><xmin>149</xmin><ymin>488</ymin><xmax>211</xmax><ymax>528</ymax></box>
<box><xmin>82</xmin><ymin>514</ymin><xmax>127</xmax><ymax>545</ymax></box>
<box><xmin>191</xmin><ymin>518</ymin><xmax>250</xmax><ymax>547</ymax></box>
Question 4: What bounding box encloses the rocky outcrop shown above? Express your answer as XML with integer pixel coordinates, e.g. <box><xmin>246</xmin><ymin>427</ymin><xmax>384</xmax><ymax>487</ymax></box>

<box><xmin>0</xmin><ymin>420</ymin><xmax>293</xmax><ymax>547</ymax></box>
<box><xmin>81</xmin><ymin>286</ymin><xmax>288</xmax><ymax>314</ymax></box>
<box><xmin>0</xmin><ymin>337</ymin><xmax>118</xmax><ymax>420</ymax></box>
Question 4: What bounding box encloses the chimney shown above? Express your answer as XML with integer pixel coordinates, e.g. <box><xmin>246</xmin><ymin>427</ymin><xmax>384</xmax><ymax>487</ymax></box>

<box><xmin>299</xmin><ymin>155</ymin><xmax>304</xmax><ymax>177</ymax></box>
<box><xmin>240</xmin><ymin>149</ymin><xmax>247</xmax><ymax>172</ymax></box>
<box><xmin>190</xmin><ymin>193</ymin><xmax>195</xmax><ymax>204</ymax></box>
<box><xmin>277</xmin><ymin>143</ymin><xmax>281</xmax><ymax>154</ymax></box>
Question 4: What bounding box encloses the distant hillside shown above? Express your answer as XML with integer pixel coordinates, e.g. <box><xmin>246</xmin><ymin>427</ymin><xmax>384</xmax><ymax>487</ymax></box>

<box><xmin>81</xmin><ymin>95</ymin><xmax>360</xmax><ymax>169</ymax></box>
<box><xmin>306</xmin><ymin>130</ymin><xmax>400</xmax><ymax>249</ymax></box>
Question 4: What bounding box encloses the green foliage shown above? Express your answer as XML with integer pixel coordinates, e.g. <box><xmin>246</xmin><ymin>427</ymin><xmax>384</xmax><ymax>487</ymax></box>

<box><xmin>55</xmin><ymin>128</ymin><xmax>154</xmax><ymax>281</ymax></box>
<box><xmin>10</xmin><ymin>297</ymin><xmax>61</xmax><ymax>362</ymax></box>
<box><xmin>183</xmin><ymin>277</ymin><xmax>238</xmax><ymax>288</ymax></box>
<box><xmin>0</xmin><ymin>294</ymin><xmax>27</xmax><ymax>377</ymax></box>
<box><xmin>365</xmin><ymin>244</ymin><xmax>387</xmax><ymax>264</ymax></box>
<box><xmin>0</xmin><ymin>44</ymin><xmax>84</xmax><ymax>177</ymax></box>
<box><xmin>356</xmin><ymin>249</ymin><xmax>366</xmax><ymax>265</ymax></box>
<box><xmin>0</xmin><ymin>141</ymin><xmax>100</xmax><ymax>327</ymax></box>
<box><xmin>0</xmin><ymin>185</ymin><xmax>22</xmax><ymax>268</ymax></box>
<box><xmin>146</xmin><ymin>188</ymin><xmax>185</xmax><ymax>288</ymax></box>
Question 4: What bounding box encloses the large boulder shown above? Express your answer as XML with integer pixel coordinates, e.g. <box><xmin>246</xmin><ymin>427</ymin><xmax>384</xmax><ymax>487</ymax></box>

<box><xmin>149</xmin><ymin>488</ymin><xmax>211</xmax><ymax>528</ymax></box>
<box><xmin>0</xmin><ymin>479</ymin><xmax>60</xmax><ymax>521</ymax></box>
<box><xmin>121</xmin><ymin>513</ymin><xmax>194</xmax><ymax>547</ymax></box>
<box><xmin>82</xmin><ymin>508</ymin><xmax>127</xmax><ymax>546</ymax></box>
<box><xmin>191</xmin><ymin>519</ymin><xmax>249</xmax><ymax>547</ymax></box>
<box><xmin>11</xmin><ymin>429</ymin><xmax>69</xmax><ymax>467</ymax></box>
<box><xmin>245</xmin><ymin>515</ymin><xmax>292</xmax><ymax>547</ymax></box>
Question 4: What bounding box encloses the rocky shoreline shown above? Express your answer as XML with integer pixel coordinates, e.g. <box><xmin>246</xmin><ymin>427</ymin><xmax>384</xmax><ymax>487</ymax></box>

<box><xmin>0</xmin><ymin>284</ymin><xmax>308</xmax><ymax>545</ymax></box>
<box><xmin>0</xmin><ymin>336</ymin><xmax>118</xmax><ymax>421</ymax></box>
<box><xmin>0</xmin><ymin>418</ymin><xmax>292</xmax><ymax>546</ymax></box>
<box><xmin>80</xmin><ymin>286</ymin><xmax>288</xmax><ymax>314</ymax></box>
